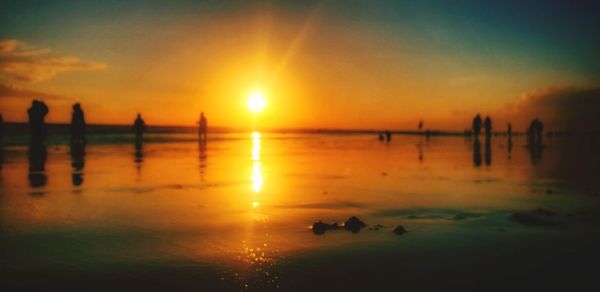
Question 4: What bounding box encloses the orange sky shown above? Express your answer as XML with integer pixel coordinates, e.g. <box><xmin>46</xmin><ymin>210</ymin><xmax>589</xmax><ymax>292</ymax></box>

<box><xmin>1</xmin><ymin>1</ymin><xmax>598</xmax><ymax>131</ymax></box>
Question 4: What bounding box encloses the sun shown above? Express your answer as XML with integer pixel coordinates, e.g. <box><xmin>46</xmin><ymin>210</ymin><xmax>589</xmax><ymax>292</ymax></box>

<box><xmin>247</xmin><ymin>91</ymin><xmax>266</xmax><ymax>113</ymax></box>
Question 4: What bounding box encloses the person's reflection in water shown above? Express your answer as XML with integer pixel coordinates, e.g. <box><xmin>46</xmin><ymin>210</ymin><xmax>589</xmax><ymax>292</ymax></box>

<box><xmin>507</xmin><ymin>135</ymin><xmax>513</xmax><ymax>160</ymax></box>
<box><xmin>528</xmin><ymin>141</ymin><xmax>543</xmax><ymax>165</ymax></box>
<box><xmin>70</xmin><ymin>142</ymin><xmax>85</xmax><ymax>187</ymax></box>
<box><xmin>484</xmin><ymin>136</ymin><xmax>492</xmax><ymax>166</ymax></box>
<box><xmin>199</xmin><ymin>140</ymin><xmax>207</xmax><ymax>181</ymax></box>
<box><xmin>417</xmin><ymin>139</ymin><xmax>424</xmax><ymax>163</ymax></box>
<box><xmin>134</xmin><ymin>139</ymin><xmax>144</xmax><ymax>176</ymax></box>
<box><xmin>473</xmin><ymin>138</ymin><xmax>482</xmax><ymax>167</ymax></box>
<box><xmin>28</xmin><ymin>143</ymin><xmax>47</xmax><ymax>189</ymax></box>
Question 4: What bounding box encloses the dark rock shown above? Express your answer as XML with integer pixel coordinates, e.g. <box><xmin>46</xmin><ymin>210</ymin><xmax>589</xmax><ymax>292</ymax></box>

<box><xmin>344</xmin><ymin>216</ymin><xmax>366</xmax><ymax>233</ymax></box>
<box><xmin>509</xmin><ymin>209</ymin><xmax>560</xmax><ymax>226</ymax></box>
<box><xmin>393</xmin><ymin>225</ymin><xmax>407</xmax><ymax>235</ymax></box>
<box><xmin>312</xmin><ymin>221</ymin><xmax>329</xmax><ymax>235</ymax></box>
<box><xmin>452</xmin><ymin>212</ymin><xmax>482</xmax><ymax>221</ymax></box>
<box><xmin>368</xmin><ymin>224</ymin><xmax>384</xmax><ymax>231</ymax></box>
<box><xmin>532</xmin><ymin>208</ymin><xmax>558</xmax><ymax>217</ymax></box>
<box><xmin>312</xmin><ymin>221</ymin><xmax>340</xmax><ymax>235</ymax></box>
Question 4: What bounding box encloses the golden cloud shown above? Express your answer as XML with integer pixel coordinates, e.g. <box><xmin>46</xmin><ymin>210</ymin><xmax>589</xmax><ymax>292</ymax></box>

<box><xmin>0</xmin><ymin>39</ymin><xmax>107</xmax><ymax>82</ymax></box>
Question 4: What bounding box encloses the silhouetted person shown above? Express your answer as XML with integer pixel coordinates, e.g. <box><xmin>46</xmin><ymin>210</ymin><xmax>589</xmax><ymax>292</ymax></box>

<box><xmin>472</xmin><ymin>114</ymin><xmax>482</xmax><ymax>137</ymax></box>
<box><xmin>526</xmin><ymin>118</ymin><xmax>544</xmax><ymax>165</ymax></box>
<box><xmin>473</xmin><ymin>138</ymin><xmax>482</xmax><ymax>167</ymax></box>
<box><xmin>527</xmin><ymin>120</ymin><xmax>535</xmax><ymax>146</ymax></box>
<box><xmin>28</xmin><ymin>143</ymin><xmax>47</xmax><ymax>188</ymax></box>
<box><xmin>418</xmin><ymin>120</ymin><xmax>423</xmax><ymax>131</ymax></box>
<box><xmin>70</xmin><ymin>142</ymin><xmax>85</xmax><ymax>187</ymax></box>
<box><xmin>527</xmin><ymin>118</ymin><xmax>544</xmax><ymax>147</ymax></box>
<box><xmin>385</xmin><ymin>130</ymin><xmax>391</xmax><ymax>142</ymax></box>
<box><xmin>484</xmin><ymin>116</ymin><xmax>492</xmax><ymax>138</ymax></box>
<box><xmin>536</xmin><ymin>120</ymin><xmax>544</xmax><ymax>145</ymax></box>
<box><xmin>378</xmin><ymin>133</ymin><xmax>384</xmax><ymax>141</ymax></box>
<box><xmin>507</xmin><ymin>123</ymin><xmax>512</xmax><ymax>137</ymax></box>
<box><xmin>198</xmin><ymin>112</ymin><xmax>208</xmax><ymax>141</ymax></box>
<box><xmin>70</xmin><ymin>103</ymin><xmax>86</xmax><ymax>146</ymax></box>
<box><xmin>27</xmin><ymin>100</ymin><xmax>49</xmax><ymax>146</ymax></box>
<box><xmin>133</xmin><ymin>113</ymin><xmax>145</xmax><ymax>145</ymax></box>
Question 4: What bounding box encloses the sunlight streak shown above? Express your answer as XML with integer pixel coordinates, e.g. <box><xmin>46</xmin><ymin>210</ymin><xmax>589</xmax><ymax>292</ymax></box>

<box><xmin>269</xmin><ymin>4</ymin><xmax>322</xmax><ymax>84</ymax></box>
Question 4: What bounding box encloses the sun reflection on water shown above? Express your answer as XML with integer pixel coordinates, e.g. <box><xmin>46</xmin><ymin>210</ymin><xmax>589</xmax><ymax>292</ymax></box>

<box><xmin>251</xmin><ymin>132</ymin><xmax>263</xmax><ymax>194</ymax></box>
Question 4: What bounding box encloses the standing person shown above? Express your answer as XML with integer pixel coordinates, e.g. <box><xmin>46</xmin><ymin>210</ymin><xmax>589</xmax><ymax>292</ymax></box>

<box><xmin>385</xmin><ymin>130</ymin><xmax>392</xmax><ymax>142</ymax></box>
<box><xmin>198</xmin><ymin>112</ymin><xmax>208</xmax><ymax>141</ymax></box>
<box><xmin>27</xmin><ymin>100</ymin><xmax>49</xmax><ymax>145</ymax></box>
<box><xmin>527</xmin><ymin>119</ymin><xmax>536</xmax><ymax>146</ymax></box>
<box><xmin>507</xmin><ymin>123</ymin><xmax>512</xmax><ymax>137</ymax></box>
<box><xmin>536</xmin><ymin>120</ymin><xmax>544</xmax><ymax>146</ymax></box>
<box><xmin>472</xmin><ymin>114</ymin><xmax>482</xmax><ymax>137</ymax></box>
<box><xmin>133</xmin><ymin>113</ymin><xmax>145</xmax><ymax>142</ymax></box>
<box><xmin>418</xmin><ymin>120</ymin><xmax>423</xmax><ymax>131</ymax></box>
<box><xmin>70</xmin><ymin>103</ymin><xmax>86</xmax><ymax>146</ymax></box>
<box><xmin>484</xmin><ymin>116</ymin><xmax>492</xmax><ymax>138</ymax></box>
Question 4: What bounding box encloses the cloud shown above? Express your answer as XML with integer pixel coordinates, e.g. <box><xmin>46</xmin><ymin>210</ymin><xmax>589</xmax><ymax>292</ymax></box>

<box><xmin>502</xmin><ymin>85</ymin><xmax>600</xmax><ymax>132</ymax></box>
<box><xmin>0</xmin><ymin>83</ymin><xmax>69</xmax><ymax>100</ymax></box>
<box><xmin>0</xmin><ymin>39</ymin><xmax>107</xmax><ymax>82</ymax></box>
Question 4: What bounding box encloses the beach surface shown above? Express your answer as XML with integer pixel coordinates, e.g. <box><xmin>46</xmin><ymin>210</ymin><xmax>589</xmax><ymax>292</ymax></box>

<box><xmin>1</xmin><ymin>132</ymin><xmax>599</xmax><ymax>291</ymax></box>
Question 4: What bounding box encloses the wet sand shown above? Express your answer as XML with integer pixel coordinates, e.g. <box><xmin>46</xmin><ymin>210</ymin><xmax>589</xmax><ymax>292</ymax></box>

<box><xmin>1</xmin><ymin>133</ymin><xmax>599</xmax><ymax>291</ymax></box>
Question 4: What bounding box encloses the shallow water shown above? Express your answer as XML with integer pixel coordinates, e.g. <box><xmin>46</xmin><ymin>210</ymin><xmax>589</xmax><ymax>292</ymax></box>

<box><xmin>1</xmin><ymin>133</ymin><xmax>600</xmax><ymax>291</ymax></box>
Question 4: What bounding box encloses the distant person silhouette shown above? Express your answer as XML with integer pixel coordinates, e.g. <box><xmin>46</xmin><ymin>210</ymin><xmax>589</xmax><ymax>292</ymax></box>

<box><xmin>527</xmin><ymin>118</ymin><xmax>544</xmax><ymax>147</ymax></box>
<box><xmin>484</xmin><ymin>116</ymin><xmax>492</xmax><ymax>138</ymax></box>
<box><xmin>472</xmin><ymin>114</ymin><xmax>482</xmax><ymax>137</ymax></box>
<box><xmin>527</xmin><ymin>120</ymin><xmax>535</xmax><ymax>146</ymax></box>
<box><xmin>70</xmin><ymin>103</ymin><xmax>86</xmax><ymax>146</ymax></box>
<box><xmin>198</xmin><ymin>112</ymin><xmax>208</xmax><ymax>141</ymax></box>
<box><xmin>133</xmin><ymin>113</ymin><xmax>146</xmax><ymax>143</ymax></box>
<box><xmin>507</xmin><ymin>123</ymin><xmax>513</xmax><ymax>159</ymax></box>
<box><xmin>418</xmin><ymin>120</ymin><xmax>423</xmax><ymax>131</ymax></box>
<box><xmin>378</xmin><ymin>133</ymin><xmax>384</xmax><ymax>141</ymax></box>
<box><xmin>27</xmin><ymin>100</ymin><xmax>49</xmax><ymax>145</ymax></box>
<box><xmin>385</xmin><ymin>130</ymin><xmax>391</xmax><ymax>142</ymax></box>
<box><xmin>526</xmin><ymin>118</ymin><xmax>544</xmax><ymax>165</ymax></box>
<box><xmin>536</xmin><ymin>120</ymin><xmax>544</xmax><ymax>145</ymax></box>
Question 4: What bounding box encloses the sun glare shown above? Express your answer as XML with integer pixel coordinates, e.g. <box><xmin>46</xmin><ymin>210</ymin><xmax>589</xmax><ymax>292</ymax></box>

<box><xmin>247</xmin><ymin>91</ymin><xmax>266</xmax><ymax>113</ymax></box>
